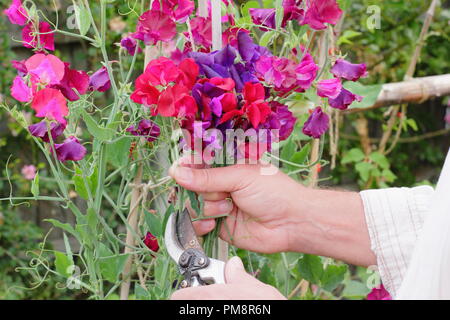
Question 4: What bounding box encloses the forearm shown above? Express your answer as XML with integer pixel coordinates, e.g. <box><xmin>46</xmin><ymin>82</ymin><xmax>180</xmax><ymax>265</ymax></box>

<box><xmin>287</xmin><ymin>186</ymin><xmax>376</xmax><ymax>267</ymax></box>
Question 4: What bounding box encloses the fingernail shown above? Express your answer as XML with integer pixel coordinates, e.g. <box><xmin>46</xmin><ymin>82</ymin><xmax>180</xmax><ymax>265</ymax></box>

<box><xmin>173</xmin><ymin>166</ymin><xmax>193</xmax><ymax>184</ymax></box>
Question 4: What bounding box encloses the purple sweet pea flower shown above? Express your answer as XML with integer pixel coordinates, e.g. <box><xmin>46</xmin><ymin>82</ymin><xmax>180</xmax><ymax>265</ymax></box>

<box><xmin>127</xmin><ymin>119</ymin><xmax>161</xmax><ymax>142</ymax></box>
<box><xmin>269</xmin><ymin>101</ymin><xmax>297</xmax><ymax>141</ymax></box>
<box><xmin>367</xmin><ymin>284</ymin><xmax>392</xmax><ymax>300</ymax></box>
<box><xmin>249</xmin><ymin>8</ymin><xmax>276</xmax><ymax>30</ymax></box>
<box><xmin>317</xmin><ymin>78</ymin><xmax>342</xmax><ymax>99</ymax></box>
<box><xmin>89</xmin><ymin>66</ymin><xmax>111</xmax><ymax>92</ymax></box>
<box><xmin>28</xmin><ymin>120</ymin><xmax>66</xmax><ymax>143</ymax></box>
<box><xmin>302</xmin><ymin>107</ymin><xmax>329</xmax><ymax>139</ymax></box>
<box><xmin>4</xmin><ymin>0</ymin><xmax>29</xmax><ymax>26</ymax></box>
<box><xmin>331</xmin><ymin>59</ymin><xmax>368</xmax><ymax>81</ymax></box>
<box><xmin>53</xmin><ymin>136</ymin><xmax>87</xmax><ymax>162</ymax></box>
<box><xmin>120</xmin><ymin>36</ymin><xmax>142</xmax><ymax>55</ymax></box>
<box><xmin>328</xmin><ymin>88</ymin><xmax>363</xmax><ymax>110</ymax></box>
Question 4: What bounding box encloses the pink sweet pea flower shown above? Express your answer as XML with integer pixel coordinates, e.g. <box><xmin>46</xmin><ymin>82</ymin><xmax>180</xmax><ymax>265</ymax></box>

<box><xmin>317</xmin><ymin>78</ymin><xmax>342</xmax><ymax>99</ymax></box>
<box><xmin>25</xmin><ymin>53</ymin><xmax>65</xmax><ymax>86</ymax></box>
<box><xmin>31</xmin><ymin>88</ymin><xmax>68</xmax><ymax>124</ymax></box>
<box><xmin>89</xmin><ymin>66</ymin><xmax>111</xmax><ymax>92</ymax></box>
<box><xmin>295</xmin><ymin>51</ymin><xmax>319</xmax><ymax>91</ymax></box>
<box><xmin>367</xmin><ymin>284</ymin><xmax>392</xmax><ymax>300</ymax></box>
<box><xmin>190</xmin><ymin>17</ymin><xmax>212</xmax><ymax>49</ymax></box>
<box><xmin>331</xmin><ymin>59</ymin><xmax>368</xmax><ymax>81</ymax></box>
<box><xmin>151</xmin><ymin>0</ymin><xmax>194</xmax><ymax>23</ymax></box>
<box><xmin>132</xmin><ymin>10</ymin><xmax>177</xmax><ymax>45</ymax></box>
<box><xmin>21</xmin><ymin>165</ymin><xmax>36</xmax><ymax>180</ymax></box>
<box><xmin>302</xmin><ymin>0</ymin><xmax>343</xmax><ymax>30</ymax></box>
<box><xmin>4</xmin><ymin>0</ymin><xmax>29</xmax><ymax>25</ymax></box>
<box><xmin>22</xmin><ymin>21</ymin><xmax>55</xmax><ymax>51</ymax></box>
<box><xmin>302</xmin><ymin>106</ymin><xmax>329</xmax><ymax>139</ymax></box>
<box><xmin>53</xmin><ymin>136</ymin><xmax>87</xmax><ymax>162</ymax></box>
<box><xmin>54</xmin><ymin>63</ymin><xmax>90</xmax><ymax>101</ymax></box>
<box><xmin>11</xmin><ymin>59</ymin><xmax>28</xmax><ymax>77</ymax></box>
<box><xmin>11</xmin><ymin>76</ymin><xmax>32</xmax><ymax>102</ymax></box>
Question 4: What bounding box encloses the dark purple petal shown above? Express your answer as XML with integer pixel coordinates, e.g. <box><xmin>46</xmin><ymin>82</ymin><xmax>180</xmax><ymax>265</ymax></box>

<box><xmin>54</xmin><ymin>136</ymin><xmax>87</xmax><ymax>162</ymax></box>
<box><xmin>210</xmin><ymin>97</ymin><xmax>223</xmax><ymax>117</ymax></box>
<box><xmin>127</xmin><ymin>119</ymin><xmax>161</xmax><ymax>142</ymax></box>
<box><xmin>89</xmin><ymin>66</ymin><xmax>111</xmax><ymax>92</ymax></box>
<box><xmin>302</xmin><ymin>107</ymin><xmax>329</xmax><ymax>139</ymax></box>
<box><xmin>270</xmin><ymin>101</ymin><xmax>296</xmax><ymax>141</ymax></box>
<box><xmin>214</xmin><ymin>45</ymin><xmax>237</xmax><ymax>67</ymax></box>
<box><xmin>328</xmin><ymin>88</ymin><xmax>363</xmax><ymax>110</ymax></box>
<box><xmin>120</xmin><ymin>36</ymin><xmax>142</xmax><ymax>55</ymax></box>
<box><xmin>28</xmin><ymin>120</ymin><xmax>66</xmax><ymax>143</ymax></box>
<box><xmin>11</xmin><ymin>59</ymin><xmax>27</xmax><ymax>77</ymax></box>
<box><xmin>331</xmin><ymin>59</ymin><xmax>368</xmax><ymax>81</ymax></box>
<box><xmin>237</xmin><ymin>31</ymin><xmax>258</xmax><ymax>63</ymax></box>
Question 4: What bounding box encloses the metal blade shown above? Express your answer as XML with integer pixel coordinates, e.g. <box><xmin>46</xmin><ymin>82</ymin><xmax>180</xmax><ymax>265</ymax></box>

<box><xmin>176</xmin><ymin>208</ymin><xmax>204</xmax><ymax>252</ymax></box>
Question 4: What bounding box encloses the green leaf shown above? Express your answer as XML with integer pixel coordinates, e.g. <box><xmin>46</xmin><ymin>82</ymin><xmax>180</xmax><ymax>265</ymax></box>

<box><xmin>72</xmin><ymin>166</ymin><xmax>98</xmax><ymax>200</ymax></box>
<box><xmin>105</xmin><ymin>137</ymin><xmax>131</xmax><ymax>168</ymax></box>
<box><xmin>31</xmin><ymin>172</ymin><xmax>39</xmax><ymax>198</ymax></box>
<box><xmin>342</xmin><ymin>280</ymin><xmax>371</xmax><ymax>299</ymax></box>
<box><xmin>81</xmin><ymin>109</ymin><xmax>115</xmax><ymax>142</ymax></box>
<box><xmin>369</xmin><ymin>152</ymin><xmax>390</xmax><ymax>169</ymax></box>
<box><xmin>382</xmin><ymin>169</ymin><xmax>397</xmax><ymax>183</ymax></box>
<box><xmin>355</xmin><ymin>162</ymin><xmax>373</xmax><ymax>182</ymax></box>
<box><xmin>341</xmin><ymin>148</ymin><xmax>365</xmax><ymax>164</ymax></box>
<box><xmin>298</xmin><ymin>254</ymin><xmax>323</xmax><ymax>284</ymax></box>
<box><xmin>144</xmin><ymin>211</ymin><xmax>162</xmax><ymax>238</ymax></box>
<box><xmin>187</xmin><ymin>190</ymin><xmax>200</xmax><ymax>216</ymax></box>
<box><xmin>289</xmin><ymin>144</ymin><xmax>311</xmax><ymax>165</ymax></box>
<box><xmin>98</xmin><ymin>243</ymin><xmax>129</xmax><ymax>283</ymax></box>
<box><xmin>135</xmin><ymin>284</ymin><xmax>151</xmax><ymax>300</ymax></box>
<box><xmin>44</xmin><ymin>219</ymin><xmax>80</xmax><ymax>242</ymax></box>
<box><xmin>259</xmin><ymin>31</ymin><xmax>275</xmax><ymax>47</ymax></box>
<box><xmin>54</xmin><ymin>251</ymin><xmax>72</xmax><ymax>278</ymax></box>
<box><xmin>343</xmin><ymin>82</ymin><xmax>383</xmax><ymax>110</ymax></box>
<box><xmin>73</xmin><ymin>2</ymin><xmax>91</xmax><ymax>36</ymax></box>
<box><xmin>162</xmin><ymin>204</ymin><xmax>175</xmax><ymax>235</ymax></box>
<box><xmin>337</xmin><ymin>30</ymin><xmax>362</xmax><ymax>45</ymax></box>
<box><xmin>320</xmin><ymin>264</ymin><xmax>347</xmax><ymax>292</ymax></box>
<box><xmin>275</xmin><ymin>0</ymin><xmax>284</xmax><ymax>30</ymax></box>
<box><xmin>241</xmin><ymin>0</ymin><xmax>260</xmax><ymax>16</ymax></box>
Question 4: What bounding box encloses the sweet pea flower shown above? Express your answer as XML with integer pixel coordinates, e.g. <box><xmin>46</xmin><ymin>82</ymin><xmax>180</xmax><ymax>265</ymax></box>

<box><xmin>265</xmin><ymin>101</ymin><xmax>297</xmax><ymax>141</ymax></box>
<box><xmin>4</xmin><ymin>0</ymin><xmax>29</xmax><ymax>25</ymax></box>
<box><xmin>53</xmin><ymin>136</ymin><xmax>87</xmax><ymax>162</ymax></box>
<box><xmin>367</xmin><ymin>284</ymin><xmax>392</xmax><ymax>300</ymax></box>
<box><xmin>21</xmin><ymin>165</ymin><xmax>36</xmax><ymax>180</ymax></box>
<box><xmin>190</xmin><ymin>17</ymin><xmax>213</xmax><ymax>49</ymax></box>
<box><xmin>132</xmin><ymin>10</ymin><xmax>176</xmax><ymax>45</ymax></box>
<box><xmin>126</xmin><ymin>119</ymin><xmax>161</xmax><ymax>142</ymax></box>
<box><xmin>328</xmin><ymin>88</ymin><xmax>363</xmax><ymax>110</ymax></box>
<box><xmin>295</xmin><ymin>51</ymin><xmax>319</xmax><ymax>91</ymax></box>
<box><xmin>11</xmin><ymin>59</ymin><xmax>28</xmax><ymax>77</ymax></box>
<box><xmin>249</xmin><ymin>8</ymin><xmax>276</xmax><ymax>30</ymax></box>
<box><xmin>283</xmin><ymin>0</ymin><xmax>305</xmax><ymax>24</ymax></box>
<box><xmin>120</xmin><ymin>36</ymin><xmax>142</xmax><ymax>55</ymax></box>
<box><xmin>317</xmin><ymin>78</ymin><xmax>342</xmax><ymax>99</ymax></box>
<box><xmin>144</xmin><ymin>231</ymin><xmax>159</xmax><ymax>252</ymax></box>
<box><xmin>22</xmin><ymin>21</ymin><xmax>55</xmax><ymax>51</ymax></box>
<box><xmin>31</xmin><ymin>88</ymin><xmax>68</xmax><ymax>124</ymax></box>
<box><xmin>89</xmin><ymin>66</ymin><xmax>111</xmax><ymax>92</ymax></box>
<box><xmin>11</xmin><ymin>76</ymin><xmax>32</xmax><ymax>102</ymax></box>
<box><xmin>302</xmin><ymin>106</ymin><xmax>329</xmax><ymax>139</ymax></box>
<box><xmin>222</xmin><ymin>27</ymin><xmax>250</xmax><ymax>48</ymax></box>
<box><xmin>54</xmin><ymin>63</ymin><xmax>90</xmax><ymax>101</ymax></box>
<box><xmin>302</xmin><ymin>0</ymin><xmax>343</xmax><ymax>30</ymax></box>
<box><xmin>158</xmin><ymin>84</ymin><xmax>197</xmax><ymax>117</ymax></box>
<box><xmin>28</xmin><ymin>120</ymin><xmax>66</xmax><ymax>143</ymax></box>
<box><xmin>25</xmin><ymin>53</ymin><xmax>65</xmax><ymax>86</ymax></box>
<box><xmin>151</xmin><ymin>0</ymin><xmax>194</xmax><ymax>23</ymax></box>
<box><xmin>331</xmin><ymin>59</ymin><xmax>368</xmax><ymax>81</ymax></box>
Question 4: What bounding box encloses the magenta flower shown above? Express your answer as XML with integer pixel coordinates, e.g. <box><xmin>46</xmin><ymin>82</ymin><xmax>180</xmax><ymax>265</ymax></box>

<box><xmin>283</xmin><ymin>0</ymin><xmax>305</xmax><ymax>24</ymax></box>
<box><xmin>328</xmin><ymin>88</ymin><xmax>362</xmax><ymax>110</ymax></box>
<box><xmin>132</xmin><ymin>10</ymin><xmax>177</xmax><ymax>45</ymax></box>
<box><xmin>151</xmin><ymin>0</ymin><xmax>194</xmax><ymax>23</ymax></box>
<box><xmin>54</xmin><ymin>63</ymin><xmax>90</xmax><ymax>101</ymax></box>
<box><xmin>302</xmin><ymin>106</ymin><xmax>329</xmax><ymax>139</ymax></box>
<box><xmin>11</xmin><ymin>76</ymin><xmax>32</xmax><ymax>102</ymax></box>
<box><xmin>53</xmin><ymin>136</ymin><xmax>87</xmax><ymax>162</ymax></box>
<box><xmin>143</xmin><ymin>231</ymin><xmax>159</xmax><ymax>252</ymax></box>
<box><xmin>4</xmin><ymin>0</ymin><xmax>29</xmax><ymax>26</ymax></box>
<box><xmin>25</xmin><ymin>53</ymin><xmax>65</xmax><ymax>86</ymax></box>
<box><xmin>256</xmin><ymin>56</ymin><xmax>298</xmax><ymax>92</ymax></box>
<box><xmin>295</xmin><ymin>51</ymin><xmax>319</xmax><ymax>91</ymax></box>
<box><xmin>11</xmin><ymin>59</ymin><xmax>28</xmax><ymax>77</ymax></box>
<box><xmin>89</xmin><ymin>66</ymin><xmax>111</xmax><ymax>92</ymax></box>
<box><xmin>31</xmin><ymin>88</ymin><xmax>68</xmax><ymax>124</ymax></box>
<box><xmin>317</xmin><ymin>78</ymin><xmax>342</xmax><ymax>99</ymax></box>
<box><xmin>120</xmin><ymin>36</ymin><xmax>142</xmax><ymax>55</ymax></box>
<box><xmin>367</xmin><ymin>284</ymin><xmax>392</xmax><ymax>300</ymax></box>
<box><xmin>331</xmin><ymin>59</ymin><xmax>368</xmax><ymax>81</ymax></box>
<box><xmin>22</xmin><ymin>21</ymin><xmax>55</xmax><ymax>51</ymax></box>
<box><xmin>126</xmin><ymin>119</ymin><xmax>161</xmax><ymax>142</ymax></box>
<box><xmin>249</xmin><ymin>8</ymin><xmax>276</xmax><ymax>30</ymax></box>
<box><xmin>28</xmin><ymin>120</ymin><xmax>66</xmax><ymax>143</ymax></box>
<box><xmin>302</xmin><ymin>0</ymin><xmax>343</xmax><ymax>30</ymax></box>
<box><xmin>21</xmin><ymin>165</ymin><xmax>36</xmax><ymax>180</ymax></box>
<box><xmin>190</xmin><ymin>17</ymin><xmax>212</xmax><ymax>48</ymax></box>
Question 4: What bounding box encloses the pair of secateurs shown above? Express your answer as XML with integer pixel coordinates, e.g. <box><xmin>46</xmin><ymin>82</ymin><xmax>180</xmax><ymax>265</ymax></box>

<box><xmin>164</xmin><ymin>208</ymin><xmax>225</xmax><ymax>288</ymax></box>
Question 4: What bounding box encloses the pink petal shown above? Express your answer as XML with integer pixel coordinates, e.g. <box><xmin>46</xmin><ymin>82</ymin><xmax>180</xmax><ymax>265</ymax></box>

<box><xmin>25</xmin><ymin>53</ymin><xmax>65</xmax><ymax>85</ymax></box>
<box><xmin>31</xmin><ymin>88</ymin><xmax>68</xmax><ymax>124</ymax></box>
<box><xmin>11</xmin><ymin>76</ymin><xmax>32</xmax><ymax>102</ymax></box>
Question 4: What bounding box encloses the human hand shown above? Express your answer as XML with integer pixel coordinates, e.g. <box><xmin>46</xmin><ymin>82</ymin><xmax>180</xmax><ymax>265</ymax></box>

<box><xmin>171</xmin><ymin>256</ymin><xmax>286</xmax><ymax>300</ymax></box>
<box><xmin>169</xmin><ymin>158</ymin><xmax>306</xmax><ymax>254</ymax></box>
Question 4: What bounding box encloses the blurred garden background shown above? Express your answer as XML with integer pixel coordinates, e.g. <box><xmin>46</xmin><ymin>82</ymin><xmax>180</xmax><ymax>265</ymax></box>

<box><xmin>0</xmin><ymin>0</ymin><xmax>449</xmax><ymax>299</ymax></box>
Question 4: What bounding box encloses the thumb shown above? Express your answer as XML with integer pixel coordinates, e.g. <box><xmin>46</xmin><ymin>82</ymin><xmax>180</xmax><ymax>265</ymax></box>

<box><xmin>225</xmin><ymin>256</ymin><xmax>256</xmax><ymax>284</ymax></box>
<box><xmin>169</xmin><ymin>162</ymin><xmax>249</xmax><ymax>193</ymax></box>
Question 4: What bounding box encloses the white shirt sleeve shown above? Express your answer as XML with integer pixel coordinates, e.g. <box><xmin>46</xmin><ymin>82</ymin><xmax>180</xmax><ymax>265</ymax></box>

<box><xmin>360</xmin><ymin>186</ymin><xmax>434</xmax><ymax>298</ymax></box>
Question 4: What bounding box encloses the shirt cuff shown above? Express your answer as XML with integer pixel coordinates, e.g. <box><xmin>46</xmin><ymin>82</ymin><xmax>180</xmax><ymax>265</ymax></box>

<box><xmin>360</xmin><ymin>186</ymin><xmax>434</xmax><ymax>298</ymax></box>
